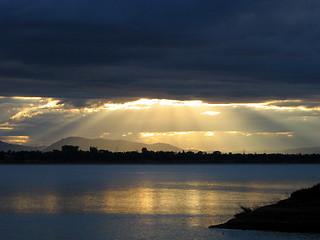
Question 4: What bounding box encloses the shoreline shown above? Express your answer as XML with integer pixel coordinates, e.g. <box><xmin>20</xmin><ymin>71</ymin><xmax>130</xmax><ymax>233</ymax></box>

<box><xmin>209</xmin><ymin>183</ymin><xmax>320</xmax><ymax>233</ymax></box>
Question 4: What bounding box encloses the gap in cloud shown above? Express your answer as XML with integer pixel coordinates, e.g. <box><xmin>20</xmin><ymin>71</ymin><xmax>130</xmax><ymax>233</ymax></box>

<box><xmin>0</xmin><ymin>96</ymin><xmax>320</xmax><ymax>152</ymax></box>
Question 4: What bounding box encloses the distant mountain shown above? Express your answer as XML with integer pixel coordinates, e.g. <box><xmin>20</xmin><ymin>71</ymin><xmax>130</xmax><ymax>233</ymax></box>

<box><xmin>0</xmin><ymin>140</ymin><xmax>36</xmax><ymax>151</ymax></box>
<box><xmin>43</xmin><ymin>137</ymin><xmax>183</xmax><ymax>152</ymax></box>
<box><xmin>284</xmin><ymin>146</ymin><xmax>320</xmax><ymax>154</ymax></box>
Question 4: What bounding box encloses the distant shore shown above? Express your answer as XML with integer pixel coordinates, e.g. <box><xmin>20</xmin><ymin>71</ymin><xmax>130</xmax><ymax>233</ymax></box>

<box><xmin>209</xmin><ymin>183</ymin><xmax>320</xmax><ymax>233</ymax></box>
<box><xmin>1</xmin><ymin>146</ymin><xmax>320</xmax><ymax>164</ymax></box>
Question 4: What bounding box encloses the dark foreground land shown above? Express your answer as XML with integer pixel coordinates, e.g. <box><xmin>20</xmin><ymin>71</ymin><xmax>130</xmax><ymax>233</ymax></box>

<box><xmin>1</xmin><ymin>145</ymin><xmax>320</xmax><ymax>164</ymax></box>
<box><xmin>209</xmin><ymin>183</ymin><xmax>320</xmax><ymax>233</ymax></box>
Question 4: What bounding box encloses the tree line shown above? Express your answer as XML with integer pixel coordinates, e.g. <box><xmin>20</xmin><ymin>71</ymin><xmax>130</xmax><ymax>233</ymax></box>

<box><xmin>1</xmin><ymin>145</ymin><xmax>320</xmax><ymax>164</ymax></box>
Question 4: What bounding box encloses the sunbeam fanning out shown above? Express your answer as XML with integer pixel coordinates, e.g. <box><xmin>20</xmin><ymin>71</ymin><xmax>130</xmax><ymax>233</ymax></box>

<box><xmin>1</xmin><ymin>96</ymin><xmax>320</xmax><ymax>152</ymax></box>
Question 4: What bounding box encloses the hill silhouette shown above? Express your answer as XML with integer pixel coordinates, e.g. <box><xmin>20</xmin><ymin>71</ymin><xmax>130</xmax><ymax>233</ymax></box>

<box><xmin>0</xmin><ymin>140</ymin><xmax>36</xmax><ymax>151</ymax></box>
<box><xmin>43</xmin><ymin>136</ymin><xmax>182</xmax><ymax>152</ymax></box>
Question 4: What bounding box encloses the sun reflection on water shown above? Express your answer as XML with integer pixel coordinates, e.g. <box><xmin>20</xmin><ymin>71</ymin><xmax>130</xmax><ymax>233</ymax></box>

<box><xmin>2</xmin><ymin>181</ymin><xmax>287</xmax><ymax>227</ymax></box>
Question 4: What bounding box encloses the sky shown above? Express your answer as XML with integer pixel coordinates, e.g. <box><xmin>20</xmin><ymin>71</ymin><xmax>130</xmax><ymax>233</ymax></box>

<box><xmin>0</xmin><ymin>0</ymin><xmax>320</xmax><ymax>152</ymax></box>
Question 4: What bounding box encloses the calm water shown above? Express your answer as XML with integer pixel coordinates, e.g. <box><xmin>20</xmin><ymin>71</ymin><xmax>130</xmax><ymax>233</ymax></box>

<box><xmin>0</xmin><ymin>164</ymin><xmax>320</xmax><ymax>240</ymax></box>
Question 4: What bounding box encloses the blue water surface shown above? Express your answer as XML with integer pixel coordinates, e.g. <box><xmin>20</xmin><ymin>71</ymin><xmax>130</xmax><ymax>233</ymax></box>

<box><xmin>0</xmin><ymin>164</ymin><xmax>319</xmax><ymax>240</ymax></box>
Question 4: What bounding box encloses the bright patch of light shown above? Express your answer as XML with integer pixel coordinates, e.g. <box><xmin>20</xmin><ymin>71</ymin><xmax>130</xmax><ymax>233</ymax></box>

<box><xmin>102</xmin><ymin>99</ymin><xmax>208</xmax><ymax>111</ymax></box>
<box><xmin>0</xmin><ymin>127</ymin><xmax>13</xmax><ymax>130</ymax></box>
<box><xmin>1</xmin><ymin>136</ymin><xmax>30</xmax><ymax>144</ymax></box>
<box><xmin>248</xmin><ymin>100</ymin><xmax>318</xmax><ymax>112</ymax></box>
<box><xmin>122</xmin><ymin>132</ymin><xmax>133</xmax><ymax>137</ymax></box>
<box><xmin>201</xmin><ymin>111</ymin><xmax>221</xmax><ymax>116</ymax></box>
<box><xmin>0</xmin><ymin>122</ymin><xmax>17</xmax><ymax>130</ymax></box>
<box><xmin>256</xmin><ymin>131</ymin><xmax>295</xmax><ymax>137</ymax></box>
<box><xmin>140</xmin><ymin>131</ymin><xmax>195</xmax><ymax>138</ymax></box>
<box><xmin>224</xmin><ymin>131</ymin><xmax>294</xmax><ymax>137</ymax></box>
<box><xmin>205</xmin><ymin>132</ymin><xmax>215</xmax><ymax>136</ymax></box>
<box><xmin>39</xmin><ymin>100</ymin><xmax>60</xmax><ymax>108</ymax></box>
<box><xmin>11</xmin><ymin>96</ymin><xmax>42</xmax><ymax>100</ymax></box>
<box><xmin>224</xmin><ymin>131</ymin><xmax>252</xmax><ymax>136</ymax></box>
<box><xmin>100</xmin><ymin>133</ymin><xmax>110</xmax><ymax>138</ymax></box>
<box><xmin>10</xmin><ymin>98</ymin><xmax>63</xmax><ymax>120</ymax></box>
<box><xmin>140</xmin><ymin>132</ymin><xmax>156</xmax><ymax>137</ymax></box>
<box><xmin>168</xmin><ymin>132</ymin><xmax>194</xmax><ymax>136</ymax></box>
<box><xmin>103</xmin><ymin>99</ymin><xmax>157</xmax><ymax>111</ymax></box>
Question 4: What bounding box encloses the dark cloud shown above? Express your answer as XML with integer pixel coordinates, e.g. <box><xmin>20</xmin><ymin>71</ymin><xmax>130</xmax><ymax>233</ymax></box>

<box><xmin>0</xmin><ymin>0</ymin><xmax>320</xmax><ymax>102</ymax></box>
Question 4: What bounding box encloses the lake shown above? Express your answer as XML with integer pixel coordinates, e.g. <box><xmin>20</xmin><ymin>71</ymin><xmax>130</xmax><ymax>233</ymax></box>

<box><xmin>0</xmin><ymin>164</ymin><xmax>320</xmax><ymax>240</ymax></box>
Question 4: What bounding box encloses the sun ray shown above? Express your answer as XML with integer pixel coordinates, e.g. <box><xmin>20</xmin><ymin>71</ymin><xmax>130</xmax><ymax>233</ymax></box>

<box><xmin>1</xmin><ymin>96</ymin><xmax>320</xmax><ymax>151</ymax></box>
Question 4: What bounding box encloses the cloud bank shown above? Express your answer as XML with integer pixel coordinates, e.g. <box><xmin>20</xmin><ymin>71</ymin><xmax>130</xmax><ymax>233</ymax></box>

<box><xmin>0</xmin><ymin>0</ymin><xmax>320</xmax><ymax>102</ymax></box>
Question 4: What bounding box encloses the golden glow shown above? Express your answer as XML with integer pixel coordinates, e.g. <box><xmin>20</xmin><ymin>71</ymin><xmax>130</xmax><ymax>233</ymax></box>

<box><xmin>11</xmin><ymin>96</ymin><xmax>43</xmax><ymax>100</ymax></box>
<box><xmin>100</xmin><ymin>98</ymin><xmax>320</xmax><ymax>115</ymax></box>
<box><xmin>122</xmin><ymin>132</ymin><xmax>133</xmax><ymax>137</ymax></box>
<box><xmin>100</xmin><ymin>132</ymin><xmax>110</xmax><ymax>138</ymax></box>
<box><xmin>140</xmin><ymin>132</ymin><xmax>156</xmax><ymax>137</ymax></box>
<box><xmin>102</xmin><ymin>99</ymin><xmax>156</xmax><ymax>110</ymax></box>
<box><xmin>252</xmin><ymin>101</ymin><xmax>317</xmax><ymax>111</ymax></box>
<box><xmin>205</xmin><ymin>131</ymin><xmax>215</xmax><ymax>136</ymax></box>
<box><xmin>201</xmin><ymin>111</ymin><xmax>221</xmax><ymax>116</ymax></box>
<box><xmin>256</xmin><ymin>131</ymin><xmax>294</xmax><ymax>136</ymax></box>
<box><xmin>168</xmin><ymin>132</ymin><xmax>193</xmax><ymax>136</ymax></box>
<box><xmin>10</xmin><ymin>98</ymin><xmax>63</xmax><ymax>120</ymax></box>
<box><xmin>1</xmin><ymin>136</ymin><xmax>30</xmax><ymax>144</ymax></box>
<box><xmin>140</xmin><ymin>131</ymin><xmax>196</xmax><ymax>138</ymax></box>
<box><xmin>2</xmin><ymin>96</ymin><xmax>319</xmax><ymax>124</ymax></box>
<box><xmin>139</xmin><ymin>131</ymin><xmax>196</xmax><ymax>148</ymax></box>
<box><xmin>2</xmin><ymin>96</ymin><xmax>320</xmax><ymax>114</ymax></box>
<box><xmin>1</xmin><ymin>96</ymin><xmax>320</xmax><ymax>150</ymax></box>
<box><xmin>0</xmin><ymin>122</ymin><xmax>17</xmax><ymax>130</ymax></box>
<box><xmin>0</xmin><ymin>127</ymin><xmax>13</xmax><ymax>130</ymax></box>
<box><xmin>224</xmin><ymin>131</ymin><xmax>294</xmax><ymax>137</ymax></box>
<box><xmin>137</xmin><ymin>130</ymin><xmax>296</xmax><ymax>152</ymax></box>
<box><xmin>102</xmin><ymin>99</ymin><xmax>208</xmax><ymax>111</ymax></box>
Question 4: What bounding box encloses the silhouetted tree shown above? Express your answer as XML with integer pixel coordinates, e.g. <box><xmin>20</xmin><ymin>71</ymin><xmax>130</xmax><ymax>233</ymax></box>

<box><xmin>61</xmin><ymin>145</ymin><xmax>79</xmax><ymax>152</ymax></box>
<box><xmin>90</xmin><ymin>146</ymin><xmax>98</xmax><ymax>153</ymax></box>
<box><xmin>213</xmin><ymin>151</ymin><xmax>222</xmax><ymax>155</ymax></box>
<box><xmin>141</xmin><ymin>147</ymin><xmax>148</xmax><ymax>153</ymax></box>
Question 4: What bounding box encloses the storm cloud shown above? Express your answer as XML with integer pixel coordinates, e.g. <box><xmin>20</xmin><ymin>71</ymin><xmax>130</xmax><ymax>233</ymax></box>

<box><xmin>0</xmin><ymin>0</ymin><xmax>320</xmax><ymax>103</ymax></box>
